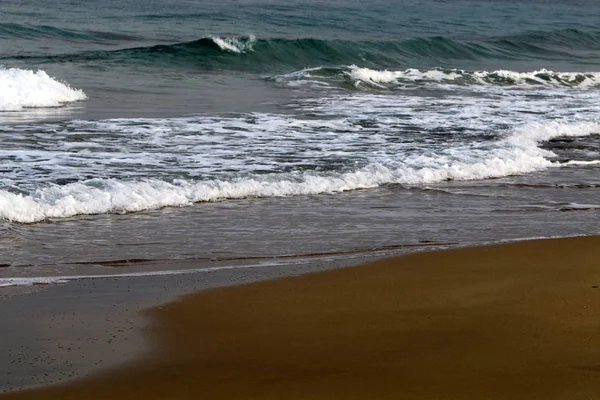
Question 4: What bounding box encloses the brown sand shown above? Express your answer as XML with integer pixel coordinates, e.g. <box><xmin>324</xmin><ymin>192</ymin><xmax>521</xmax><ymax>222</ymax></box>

<box><xmin>4</xmin><ymin>236</ymin><xmax>600</xmax><ymax>399</ymax></box>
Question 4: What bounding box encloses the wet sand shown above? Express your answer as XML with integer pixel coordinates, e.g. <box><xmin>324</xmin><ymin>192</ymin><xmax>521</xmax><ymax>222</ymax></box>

<box><xmin>3</xmin><ymin>236</ymin><xmax>600</xmax><ymax>399</ymax></box>
<box><xmin>0</xmin><ymin>255</ymin><xmax>377</xmax><ymax>392</ymax></box>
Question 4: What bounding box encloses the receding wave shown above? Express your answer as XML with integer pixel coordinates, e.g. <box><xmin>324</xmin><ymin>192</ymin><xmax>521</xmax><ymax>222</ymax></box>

<box><xmin>6</xmin><ymin>29</ymin><xmax>600</xmax><ymax>71</ymax></box>
<box><xmin>1</xmin><ymin>120</ymin><xmax>598</xmax><ymax>223</ymax></box>
<box><xmin>0</xmin><ymin>67</ymin><xmax>87</xmax><ymax>111</ymax></box>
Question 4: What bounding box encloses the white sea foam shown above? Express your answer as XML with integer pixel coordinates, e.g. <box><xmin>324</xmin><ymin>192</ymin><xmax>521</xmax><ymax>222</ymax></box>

<box><xmin>506</xmin><ymin>121</ymin><xmax>600</xmax><ymax>148</ymax></box>
<box><xmin>471</xmin><ymin>69</ymin><xmax>600</xmax><ymax>87</ymax></box>
<box><xmin>339</xmin><ymin>66</ymin><xmax>600</xmax><ymax>88</ymax></box>
<box><xmin>562</xmin><ymin>160</ymin><xmax>600</xmax><ymax>166</ymax></box>
<box><xmin>275</xmin><ymin>66</ymin><xmax>600</xmax><ymax>90</ymax></box>
<box><xmin>210</xmin><ymin>35</ymin><xmax>256</xmax><ymax>53</ymax></box>
<box><xmin>1</xmin><ymin>119</ymin><xmax>598</xmax><ymax>223</ymax></box>
<box><xmin>3</xmin><ymin>68</ymin><xmax>599</xmax><ymax>224</ymax></box>
<box><xmin>0</xmin><ymin>67</ymin><xmax>87</xmax><ymax>111</ymax></box>
<box><xmin>346</xmin><ymin>66</ymin><xmax>461</xmax><ymax>87</ymax></box>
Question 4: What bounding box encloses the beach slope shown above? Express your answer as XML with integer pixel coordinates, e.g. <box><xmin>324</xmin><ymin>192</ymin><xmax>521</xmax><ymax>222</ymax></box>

<box><xmin>4</xmin><ymin>236</ymin><xmax>600</xmax><ymax>399</ymax></box>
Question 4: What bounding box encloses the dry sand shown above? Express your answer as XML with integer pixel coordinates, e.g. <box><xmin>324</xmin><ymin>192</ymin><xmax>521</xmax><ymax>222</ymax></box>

<box><xmin>3</xmin><ymin>236</ymin><xmax>600</xmax><ymax>399</ymax></box>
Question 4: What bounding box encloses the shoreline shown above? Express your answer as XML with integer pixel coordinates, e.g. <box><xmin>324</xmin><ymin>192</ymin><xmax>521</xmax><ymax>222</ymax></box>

<box><xmin>0</xmin><ymin>252</ymin><xmax>388</xmax><ymax>392</ymax></box>
<box><xmin>3</xmin><ymin>235</ymin><xmax>600</xmax><ymax>399</ymax></box>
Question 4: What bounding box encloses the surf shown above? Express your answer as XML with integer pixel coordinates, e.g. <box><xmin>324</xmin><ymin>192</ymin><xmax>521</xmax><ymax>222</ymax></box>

<box><xmin>0</xmin><ymin>67</ymin><xmax>86</xmax><ymax>111</ymax></box>
<box><xmin>1</xmin><ymin>118</ymin><xmax>597</xmax><ymax>223</ymax></box>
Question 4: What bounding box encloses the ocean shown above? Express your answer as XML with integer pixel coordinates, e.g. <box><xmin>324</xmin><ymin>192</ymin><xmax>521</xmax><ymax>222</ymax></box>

<box><xmin>1</xmin><ymin>0</ymin><xmax>600</xmax><ymax>287</ymax></box>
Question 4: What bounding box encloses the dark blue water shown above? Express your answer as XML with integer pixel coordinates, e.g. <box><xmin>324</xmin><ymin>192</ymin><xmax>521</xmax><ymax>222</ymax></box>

<box><xmin>1</xmin><ymin>0</ymin><xmax>600</xmax><ymax>285</ymax></box>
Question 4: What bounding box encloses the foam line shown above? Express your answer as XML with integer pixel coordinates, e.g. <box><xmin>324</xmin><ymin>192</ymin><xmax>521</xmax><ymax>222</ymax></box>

<box><xmin>343</xmin><ymin>66</ymin><xmax>600</xmax><ymax>87</ymax></box>
<box><xmin>0</xmin><ymin>120</ymin><xmax>597</xmax><ymax>223</ymax></box>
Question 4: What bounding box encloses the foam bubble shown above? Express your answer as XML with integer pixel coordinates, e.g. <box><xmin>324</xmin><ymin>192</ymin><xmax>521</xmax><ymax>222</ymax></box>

<box><xmin>0</xmin><ymin>67</ymin><xmax>87</xmax><ymax>111</ymax></box>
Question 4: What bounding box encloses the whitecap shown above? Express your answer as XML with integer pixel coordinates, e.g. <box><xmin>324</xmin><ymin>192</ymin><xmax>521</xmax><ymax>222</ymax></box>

<box><xmin>0</xmin><ymin>67</ymin><xmax>86</xmax><ymax>111</ymax></box>
<box><xmin>210</xmin><ymin>35</ymin><xmax>256</xmax><ymax>53</ymax></box>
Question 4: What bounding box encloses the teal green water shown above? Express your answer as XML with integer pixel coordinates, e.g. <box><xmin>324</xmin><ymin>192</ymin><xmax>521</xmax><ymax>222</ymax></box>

<box><xmin>2</xmin><ymin>0</ymin><xmax>600</xmax><ymax>71</ymax></box>
<box><xmin>3</xmin><ymin>0</ymin><xmax>600</xmax><ymax>118</ymax></box>
<box><xmin>1</xmin><ymin>0</ymin><xmax>600</xmax><ymax>284</ymax></box>
<box><xmin>8</xmin><ymin>31</ymin><xmax>600</xmax><ymax>71</ymax></box>
<box><xmin>2</xmin><ymin>0</ymin><xmax>600</xmax><ymax>117</ymax></box>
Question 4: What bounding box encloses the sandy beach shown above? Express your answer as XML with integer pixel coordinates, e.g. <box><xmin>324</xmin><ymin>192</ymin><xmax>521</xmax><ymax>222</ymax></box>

<box><xmin>3</xmin><ymin>1</ymin><xmax>600</xmax><ymax>399</ymax></box>
<box><xmin>3</xmin><ymin>236</ymin><xmax>600</xmax><ymax>399</ymax></box>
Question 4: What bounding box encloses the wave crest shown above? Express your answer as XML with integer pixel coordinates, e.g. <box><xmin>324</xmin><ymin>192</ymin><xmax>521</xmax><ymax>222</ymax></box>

<box><xmin>8</xmin><ymin>29</ymin><xmax>600</xmax><ymax>71</ymax></box>
<box><xmin>210</xmin><ymin>35</ymin><xmax>256</xmax><ymax>53</ymax></box>
<box><xmin>0</xmin><ymin>67</ymin><xmax>86</xmax><ymax>111</ymax></box>
<box><xmin>273</xmin><ymin>65</ymin><xmax>600</xmax><ymax>90</ymax></box>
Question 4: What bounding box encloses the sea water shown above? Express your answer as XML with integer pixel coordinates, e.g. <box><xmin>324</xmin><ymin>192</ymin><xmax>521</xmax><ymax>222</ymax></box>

<box><xmin>1</xmin><ymin>0</ymin><xmax>600</xmax><ymax>285</ymax></box>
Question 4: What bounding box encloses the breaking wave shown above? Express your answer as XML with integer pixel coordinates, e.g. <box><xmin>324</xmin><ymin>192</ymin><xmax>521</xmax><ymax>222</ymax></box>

<box><xmin>1</xmin><ymin>120</ymin><xmax>598</xmax><ymax>223</ymax></box>
<box><xmin>344</xmin><ymin>66</ymin><xmax>600</xmax><ymax>88</ymax></box>
<box><xmin>0</xmin><ymin>67</ymin><xmax>86</xmax><ymax>111</ymax></box>
<box><xmin>6</xmin><ymin>29</ymin><xmax>600</xmax><ymax>71</ymax></box>
<box><xmin>274</xmin><ymin>65</ymin><xmax>600</xmax><ymax>89</ymax></box>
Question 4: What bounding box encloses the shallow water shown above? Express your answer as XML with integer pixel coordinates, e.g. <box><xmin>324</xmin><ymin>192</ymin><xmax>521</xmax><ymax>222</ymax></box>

<box><xmin>1</xmin><ymin>0</ymin><xmax>600</xmax><ymax>286</ymax></box>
